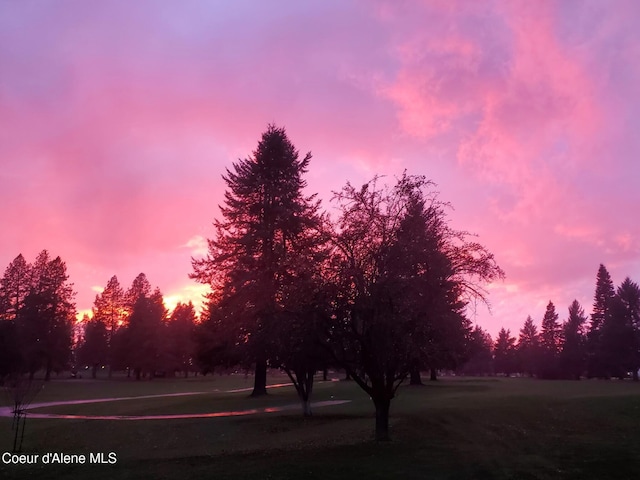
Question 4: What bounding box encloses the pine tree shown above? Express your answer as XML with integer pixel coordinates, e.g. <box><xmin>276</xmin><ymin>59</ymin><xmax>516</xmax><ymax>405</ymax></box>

<box><xmin>0</xmin><ymin>254</ymin><xmax>31</xmax><ymax>323</ymax></box>
<box><xmin>126</xmin><ymin>287</ymin><xmax>166</xmax><ymax>380</ymax></box>
<box><xmin>21</xmin><ymin>251</ymin><xmax>76</xmax><ymax>380</ymax></box>
<box><xmin>559</xmin><ymin>300</ymin><xmax>587</xmax><ymax>379</ymax></box>
<box><xmin>587</xmin><ymin>264</ymin><xmax>615</xmax><ymax>377</ymax></box>
<box><xmin>494</xmin><ymin>328</ymin><xmax>516</xmax><ymax>376</ymax></box>
<box><xmin>0</xmin><ymin>254</ymin><xmax>31</xmax><ymax>377</ymax></box>
<box><xmin>191</xmin><ymin>124</ymin><xmax>324</xmax><ymax>397</ymax></box>
<box><xmin>458</xmin><ymin>325</ymin><xmax>493</xmax><ymax>376</ymax></box>
<box><xmin>517</xmin><ymin>316</ymin><xmax>539</xmax><ymax>377</ymax></box>
<box><xmin>539</xmin><ymin>301</ymin><xmax>561</xmax><ymax>378</ymax></box>
<box><xmin>599</xmin><ymin>278</ymin><xmax>640</xmax><ymax>379</ymax></box>
<box><xmin>166</xmin><ymin>302</ymin><xmax>197</xmax><ymax>377</ymax></box>
<box><xmin>616</xmin><ymin>278</ymin><xmax>640</xmax><ymax>380</ymax></box>
<box><xmin>77</xmin><ymin>314</ymin><xmax>108</xmax><ymax>379</ymax></box>
<box><xmin>92</xmin><ymin>275</ymin><xmax>126</xmax><ymax>378</ymax></box>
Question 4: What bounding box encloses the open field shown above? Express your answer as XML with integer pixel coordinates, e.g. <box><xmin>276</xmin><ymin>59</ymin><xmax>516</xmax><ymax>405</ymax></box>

<box><xmin>2</xmin><ymin>374</ymin><xmax>640</xmax><ymax>479</ymax></box>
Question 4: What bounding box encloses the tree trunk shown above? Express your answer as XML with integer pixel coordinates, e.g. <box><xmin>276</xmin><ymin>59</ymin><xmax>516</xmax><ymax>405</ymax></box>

<box><xmin>92</xmin><ymin>363</ymin><xmax>98</xmax><ymax>379</ymax></box>
<box><xmin>409</xmin><ymin>364</ymin><xmax>423</xmax><ymax>385</ymax></box>
<box><xmin>44</xmin><ymin>358</ymin><xmax>52</xmax><ymax>382</ymax></box>
<box><xmin>135</xmin><ymin>368</ymin><xmax>141</xmax><ymax>381</ymax></box>
<box><xmin>301</xmin><ymin>398</ymin><xmax>312</xmax><ymax>417</ymax></box>
<box><xmin>374</xmin><ymin>397</ymin><xmax>391</xmax><ymax>441</ymax></box>
<box><xmin>251</xmin><ymin>359</ymin><xmax>268</xmax><ymax>397</ymax></box>
<box><xmin>430</xmin><ymin>367</ymin><xmax>438</xmax><ymax>381</ymax></box>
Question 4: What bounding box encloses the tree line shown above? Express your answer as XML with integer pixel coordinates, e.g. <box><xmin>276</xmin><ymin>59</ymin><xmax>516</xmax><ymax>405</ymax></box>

<box><xmin>0</xmin><ymin>259</ymin><xmax>198</xmax><ymax>383</ymax></box>
<box><xmin>76</xmin><ymin>273</ymin><xmax>198</xmax><ymax>381</ymax></box>
<box><xmin>471</xmin><ymin>265</ymin><xmax>639</xmax><ymax>380</ymax></box>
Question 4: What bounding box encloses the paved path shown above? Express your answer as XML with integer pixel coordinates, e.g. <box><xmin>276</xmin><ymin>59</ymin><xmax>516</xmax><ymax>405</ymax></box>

<box><xmin>0</xmin><ymin>381</ymin><xmax>350</xmax><ymax>420</ymax></box>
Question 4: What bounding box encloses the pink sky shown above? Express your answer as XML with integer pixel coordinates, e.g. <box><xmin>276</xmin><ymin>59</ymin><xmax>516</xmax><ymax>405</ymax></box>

<box><xmin>1</xmin><ymin>0</ymin><xmax>639</xmax><ymax>338</ymax></box>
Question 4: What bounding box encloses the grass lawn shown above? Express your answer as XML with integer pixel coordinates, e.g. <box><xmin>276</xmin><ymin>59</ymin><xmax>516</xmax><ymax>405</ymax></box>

<box><xmin>2</xmin><ymin>374</ymin><xmax>640</xmax><ymax>479</ymax></box>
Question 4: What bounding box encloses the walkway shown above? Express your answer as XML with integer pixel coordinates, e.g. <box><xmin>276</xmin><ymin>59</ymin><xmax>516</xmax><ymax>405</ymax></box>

<box><xmin>0</xmin><ymin>381</ymin><xmax>350</xmax><ymax>420</ymax></box>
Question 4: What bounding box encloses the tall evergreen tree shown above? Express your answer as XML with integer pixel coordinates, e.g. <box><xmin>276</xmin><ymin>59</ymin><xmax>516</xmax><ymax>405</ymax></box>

<box><xmin>166</xmin><ymin>302</ymin><xmax>197</xmax><ymax>377</ymax></box>
<box><xmin>587</xmin><ymin>264</ymin><xmax>615</xmax><ymax>378</ymax></box>
<box><xmin>598</xmin><ymin>278</ymin><xmax>640</xmax><ymax>379</ymax></box>
<box><xmin>77</xmin><ymin>314</ymin><xmax>108</xmax><ymax>379</ymax></box>
<box><xmin>191</xmin><ymin>124</ymin><xmax>324</xmax><ymax>397</ymax></box>
<box><xmin>517</xmin><ymin>316</ymin><xmax>539</xmax><ymax>377</ymax></box>
<box><xmin>0</xmin><ymin>254</ymin><xmax>31</xmax><ymax>377</ymax></box>
<box><xmin>616</xmin><ymin>278</ymin><xmax>640</xmax><ymax>380</ymax></box>
<box><xmin>92</xmin><ymin>275</ymin><xmax>126</xmax><ymax>378</ymax></box>
<box><xmin>559</xmin><ymin>300</ymin><xmax>587</xmax><ymax>379</ymax></box>
<box><xmin>0</xmin><ymin>254</ymin><xmax>31</xmax><ymax>323</ymax></box>
<box><xmin>20</xmin><ymin>251</ymin><xmax>76</xmax><ymax>380</ymax></box>
<box><xmin>539</xmin><ymin>301</ymin><xmax>561</xmax><ymax>378</ymax></box>
<box><xmin>494</xmin><ymin>328</ymin><xmax>517</xmax><ymax>376</ymax></box>
<box><xmin>125</xmin><ymin>287</ymin><xmax>166</xmax><ymax>380</ymax></box>
<box><xmin>458</xmin><ymin>325</ymin><xmax>493</xmax><ymax>376</ymax></box>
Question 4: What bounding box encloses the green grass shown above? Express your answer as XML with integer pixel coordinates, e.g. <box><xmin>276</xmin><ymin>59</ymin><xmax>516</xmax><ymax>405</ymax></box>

<box><xmin>2</xmin><ymin>375</ymin><xmax>640</xmax><ymax>479</ymax></box>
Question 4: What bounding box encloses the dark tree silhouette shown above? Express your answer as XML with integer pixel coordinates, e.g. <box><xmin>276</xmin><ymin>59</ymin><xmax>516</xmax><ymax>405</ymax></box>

<box><xmin>457</xmin><ymin>325</ymin><xmax>493</xmax><ymax>376</ymax></box>
<box><xmin>323</xmin><ymin>174</ymin><xmax>503</xmax><ymax>440</ymax></box>
<box><xmin>559</xmin><ymin>300</ymin><xmax>587</xmax><ymax>379</ymax></box>
<box><xmin>76</xmin><ymin>314</ymin><xmax>108</xmax><ymax>379</ymax></box>
<box><xmin>0</xmin><ymin>320</ymin><xmax>21</xmax><ymax>382</ymax></box>
<box><xmin>166</xmin><ymin>302</ymin><xmax>197</xmax><ymax>377</ymax></box>
<box><xmin>493</xmin><ymin>328</ymin><xmax>517</xmax><ymax>376</ymax></box>
<box><xmin>92</xmin><ymin>275</ymin><xmax>126</xmax><ymax>378</ymax></box>
<box><xmin>539</xmin><ymin>301</ymin><xmax>561</xmax><ymax>378</ymax></box>
<box><xmin>191</xmin><ymin>124</ymin><xmax>323</xmax><ymax>397</ymax></box>
<box><xmin>19</xmin><ymin>251</ymin><xmax>75</xmax><ymax>381</ymax></box>
<box><xmin>125</xmin><ymin>287</ymin><xmax>166</xmax><ymax>380</ymax></box>
<box><xmin>614</xmin><ymin>278</ymin><xmax>640</xmax><ymax>380</ymax></box>
<box><xmin>0</xmin><ymin>254</ymin><xmax>31</xmax><ymax>379</ymax></box>
<box><xmin>598</xmin><ymin>278</ymin><xmax>639</xmax><ymax>379</ymax></box>
<box><xmin>587</xmin><ymin>265</ymin><xmax>615</xmax><ymax>378</ymax></box>
<box><xmin>0</xmin><ymin>254</ymin><xmax>31</xmax><ymax>323</ymax></box>
<box><xmin>517</xmin><ymin>316</ymin><xmax>539</xmax><ymax>377</ymax></box>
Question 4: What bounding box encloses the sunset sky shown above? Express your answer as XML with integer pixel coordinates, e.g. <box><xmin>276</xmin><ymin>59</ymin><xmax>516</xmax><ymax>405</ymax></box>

<box><xmin>1</xmin><ymin>0</ymin><xmax>639</xmax><ymax>338</ymax></box>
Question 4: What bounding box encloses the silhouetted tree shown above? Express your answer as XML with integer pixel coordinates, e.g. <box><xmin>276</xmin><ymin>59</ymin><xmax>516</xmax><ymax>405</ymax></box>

<box><xmin>92</xmin><ymin>275</ymin><xmax>126</xmax><ymax>378</ymax></box>
<box><xmin>19</xmin><ymin>251</ymin><xmax>75</xmax><ymax>380</ymax></box>
<box><xmin>598</xmin><ymin>278</ymin><xmax>640</xmax><ymax>379</ymax></box>
<box><xmin>457</xmin><ymin>325</ymin><xmax>493</xmax><ymax>376</ymax></box>
<box><xmin>615</xmin><ymin>278</ymin><xmax>640</xmax><ymax>380</ymax></box>
<box><xmin>494</xmin><ymin>328</ymin><xmax>517</xmax><ymax>376</ymax></box>
<box><xmin>517</xmin><ymin>316</ymin><xmax>539</xmax><ymax>377</ymax></box>
<box><xmin>191</xmin><ymin>124</ymin><xmax>323</xmax><ymax>397</ymax></box>
<box><xmin>125</xmin><ymin>287</ymin><xmax>166</xmax><ymax>380</ymax></box>
<box><xmin>539</xmin><ymin>301</ymin><xmax>561</xmax><ymax>378</ymax></box>
<box><xmin>0</xmin><ymin>319</ymin><xmax>21</xmax><ymax>383</ymax></box>
<box><xmin>194</xmin><ymin>299</ymin><xmax>243</xmax><ymax>374</ymax></box>
<box><xmin>166</xmin><ymin>302</ymin><xmax>197</xmax><ymax>377</ymax></box>
<box><xmin>76</xmin><ymin>314</ymin><xmax>108</xmax><ymax>379</ymax></box>
<box><xmin>0</xmin><ymin>254</ymin><xmax>31</xmax><ymax>323</ymax></box>
<box><xmin>559</xmin><ymin>300</ymin><xmax>587</xmax><ymax>379</ymax></box>
<box><xmin>0</xmin><ymin>254</ymin><xmax>31</xmax><ymax>377</ymax></box>
<box><xmin>587</xmin><ymin>265</ymin><xmax>615</xmax><ymax>378</ymax></box>
<box><xmin>323</xmin><ymin>174</ymin><xmax>503</xmax><ymax>440</ymax></box>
